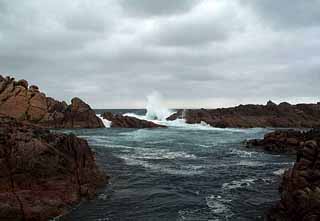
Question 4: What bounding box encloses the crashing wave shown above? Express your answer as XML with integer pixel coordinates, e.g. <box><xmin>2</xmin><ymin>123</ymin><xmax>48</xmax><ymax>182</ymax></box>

<box><xmin>145</xmin><ymin>91</ymin><xmax>173</xmax><ymax>121</ymax></box>
<box><xmin>97</xmin><ymin>114</ymin><xmax>112</xmax><ymax>128</ymax></box>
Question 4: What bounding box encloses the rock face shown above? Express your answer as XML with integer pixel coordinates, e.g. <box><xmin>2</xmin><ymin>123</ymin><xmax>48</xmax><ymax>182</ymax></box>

<box><xmin>246</xmin><ymin>130</ymin><xmax>305</xmax><ymax>154</ymax></box>
<box><xmin>266</xmin><ymin>132</ymin><xmax>320</xmax><ymax>220</ymax></box>
<box><xmin>0</xmin><ymin>116</ymin><xmax>107</xmax><ymax>221</ymax></box>
<box><xmin>0</xmin><ymin>75</ymin><xmax>104</xmax><ymax>128</ymax></box>
<box><xmin>167</xmin><ymin>101</ymin><xmax>320</xmax><ymax>128</ymax></box>
<box><xmin>101</xmin><ymin>112</ymin><xmax>167</xmax><ymax>128</ymax></box>
<box><xmin>246</xmin><ymin>129</ymin><xmax>320</xmax><ymax>154</ymax></box>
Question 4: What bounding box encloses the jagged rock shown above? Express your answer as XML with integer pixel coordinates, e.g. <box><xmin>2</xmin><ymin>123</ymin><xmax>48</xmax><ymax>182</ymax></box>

<box><xmin>59</xmin><ymin>97</ymin><xmax>104</xmax><ymax>128</ymax></box>
<box><xmin>15</xmin><ymin>79</ymin><xmax>28</xmax><ymax>89</ymax></box>
<box><xmin>167</xmin><ymin>102</ymin><xmax>320</xmax><ymax>128</ymax></box>
<box><xmin>266</xmin><ymin>132</ymin><xmax>320</xmax><ymax>220</ymax></box>
<box><xmin>267</xmin><ymin>100</ymin><xmax>277</xmax><ymax>106</ymax></box>
<box><xmin>0</xmin><ymin>116</ymin><xmax>107</xmax><ymax>220</ymax></box>
<box><xmin>0</xmin><ymin>75</ymin><xmax>104</xmax><ymax>128</ymax></box>
<box><xmin>29</xmin><ymin>85</ymin><xmax>39</xmax><ymax>92</ymax></box>
<box><xmin>101</xmin><ymin>112</ymin><xmax>166</xmax><ymax>128</ymax></box>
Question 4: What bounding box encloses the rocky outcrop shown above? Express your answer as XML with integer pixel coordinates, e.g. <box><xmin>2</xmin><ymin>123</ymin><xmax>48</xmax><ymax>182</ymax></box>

<box><xmin>266</xmin><ymin>133</ymin><xmax>320</xmax><ymax>220</ymax></box>
<box><xmin>167</xmin><ymin>101</ymin><xmax>320</xmax><ymax>128</ymax></box>
<box><xmin>0</xmin><ymin>116</ymin><xmax>107</xmax><ymax>220</ymax></box>
<box><xmin>0</xmin><ymin>75</ymin><xmax>104</xmax><ymax>128</ymax></box>
<box><xmin>101</xmin><ymin>112</ymin><xmax>167</xmax><ymax>128</ymax></box>
<box><xmin>246</xmin><ymin>130</ymin><xmax>304</xmax><ymax>154</ymax></box>
<box><xmin>246</xmin><ymin>129</ymin><xmax>320</xmax><ymax>154</ymax></box>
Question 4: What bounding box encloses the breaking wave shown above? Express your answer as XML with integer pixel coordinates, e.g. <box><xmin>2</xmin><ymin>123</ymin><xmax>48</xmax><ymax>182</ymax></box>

<box><xmin>97</xmin><ymin>114</ymin><xmax>112</xmax><ymax>128</ymax></box>
<box><xmin>145</xmin><ymin>91</ymin><xmax>173</xmax><ymax>121</ymax></box>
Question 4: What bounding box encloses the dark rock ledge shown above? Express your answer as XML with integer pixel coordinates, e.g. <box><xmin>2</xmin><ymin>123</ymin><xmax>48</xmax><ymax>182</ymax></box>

<box><xmin>167</xmin><ymin>100</ymin><xmax>320</xmax><ymax>128</ymax></box>
<box><xmin>246</xmin><ymin>129</ymin><xmax>320</xmax><ymax>154</ymax></box>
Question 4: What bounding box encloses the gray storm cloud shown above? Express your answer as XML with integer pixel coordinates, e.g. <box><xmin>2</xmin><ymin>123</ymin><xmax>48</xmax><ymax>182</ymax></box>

<box><xmin>0</xmin><ymin>0</ymin><xmax>319</xmax><ymax>108</ymax></box>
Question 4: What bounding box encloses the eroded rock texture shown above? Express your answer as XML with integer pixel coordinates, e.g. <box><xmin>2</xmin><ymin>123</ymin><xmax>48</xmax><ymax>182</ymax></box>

<box><xmin>0</xmin><ymin>76</ymin><xmax>104</xmax><ymax>128</ymax></box>
<box><xmin>0</xmin><ymin>116</ymin><xmax>107</xmax><ymax>220</ymax></box>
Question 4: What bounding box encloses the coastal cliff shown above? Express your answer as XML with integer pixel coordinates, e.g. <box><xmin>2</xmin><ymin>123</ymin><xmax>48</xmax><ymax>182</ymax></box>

<box><xmin>0</xmin><ymin>75</ymin><xmax>104</xmax><ymax>128</ymax></box>
<box><xmin>0</xmin><ymin>116</ymin><xmax>107</xmax><ymax>220</ymax></box>
<box><xmin>167</xmin><ymin>101</ymin><xmax>320</xmax><ymax>128</ymax></box>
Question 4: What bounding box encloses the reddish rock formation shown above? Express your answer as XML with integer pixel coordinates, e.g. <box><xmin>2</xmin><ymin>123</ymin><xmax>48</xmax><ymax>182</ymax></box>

<box><xmin>246</xmin><ymin>129</ymin><xmax>320</xmax><ymax>154</ymax></box>
<box><xmin>0</xmin><ymin>75</ymin><xmax>104</xmax><ymax>129</ymax></box>
<box><xmin>167</xmin><ymin>101</ymin><xmax>320</xmax><ymax>128</ymax></box>
<box><xmin>101</xmin><ymin>112</ymin><xmax>167</xmax><ymax>128</ymax></box>
<box><xmin>266</xmin><ymin>132</ymin><xmax>320</xmax><ymax>220</ymax></box>
<box><xmin>0</xmin><ymin>116</ymin><xmax>107</xmax><ymax>221</ymax></box>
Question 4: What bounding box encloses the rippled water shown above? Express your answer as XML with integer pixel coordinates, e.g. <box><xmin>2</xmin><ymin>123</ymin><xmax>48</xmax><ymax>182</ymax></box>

<box><xmin>59</xmin><ymin>110</ymin><xmax>295</xmax><ymax>221</ymax></box>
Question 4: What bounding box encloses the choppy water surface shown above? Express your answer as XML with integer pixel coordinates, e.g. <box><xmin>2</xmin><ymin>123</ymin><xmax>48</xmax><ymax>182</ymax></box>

<box><xmin>60</xmin><ymin>110</ymin><xmax>294</xmax><ymax>221</ymax></box>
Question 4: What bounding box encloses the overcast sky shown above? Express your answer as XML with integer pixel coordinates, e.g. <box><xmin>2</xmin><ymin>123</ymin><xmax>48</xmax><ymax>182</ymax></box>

<box><xmin>0</xmin><ymin>0</ymin><xmax>319</xmax><ymax>108</ymax></box>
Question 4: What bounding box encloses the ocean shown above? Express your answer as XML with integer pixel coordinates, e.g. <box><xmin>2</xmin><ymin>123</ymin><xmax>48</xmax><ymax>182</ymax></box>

<box><xmin>58</xmin><ymin>108</ymin><xmax>295</xmax><ymax>221</ymax></box>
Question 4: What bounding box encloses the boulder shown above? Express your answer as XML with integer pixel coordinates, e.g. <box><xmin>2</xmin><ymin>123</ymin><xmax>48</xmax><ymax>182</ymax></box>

<box><xmin>0</xmin><ymin>116</ymin><xmax>107</xmax><ymax>220</ymax></box>
<box><xmin>101</xmin><ymin>112</ymin><xmax>167</xmax><ymax>128</ymax></box>
<box><xmin>15</xmin><ymin>79</ymin><xmax>28</xmax><ymax>89</ymax></box>
<box><xmin>59</xmin><ymin>98</ymin><xmax>105</xmax><ymax>129</ymax></box>
<box><xmin>267</xmin><ymin>100</ymin><xmax>277</xmax><ymax>106</ymax></box>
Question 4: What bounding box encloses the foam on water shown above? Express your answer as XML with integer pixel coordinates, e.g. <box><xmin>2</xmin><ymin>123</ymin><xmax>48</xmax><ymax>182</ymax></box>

<box><xmin>206</xmin><ymin>195</ymin><xmax>232</xmax><ymax>215</ymax></box>
<box><xmin>273</xmin><ymin>168</ymin><xmax>288</xmax><ymax>176</ymax></box>
<box><xmin>230</xmin><ymin>149</ymin><xmax>257</xmax><ymax>158</ymax></box>
<box><xmin>125</xmin><ymin>146</ymin><xmax>197</xmax><ymax>160</ymax></box>
<box><xmin>237</xmin><ymin>160</ymin><xmax>265</xmax><ymax>167</ymax></box>
<box><xmin>97</xmin><ymin>114</ymin><xmax>112</xmax><ymax>128</ymax></box>
<box><xmin>118</xmin><ymin>155</ymin><xmax>203</xmax><ymax>175</ymax></box>
<box><xmin>222</xmin><ymin>178</ymin><xmax>256</xmax><ymax>190</ymax></box>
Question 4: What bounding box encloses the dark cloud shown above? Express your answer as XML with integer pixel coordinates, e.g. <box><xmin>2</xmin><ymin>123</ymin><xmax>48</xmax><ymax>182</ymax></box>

<box><xmin>0</xmin><ymin>0</ymin><xmax>319</xmax><ymax>108</ymax></box>
<box><xmin>242</xmin><ymin>0</ymin><xmax>320</xmax><ymax>29</ymax></box>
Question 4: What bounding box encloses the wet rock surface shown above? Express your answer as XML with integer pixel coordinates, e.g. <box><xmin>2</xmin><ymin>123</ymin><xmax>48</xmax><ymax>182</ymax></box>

<box><xmin>167</xmin><ymin>101</ymin><xmax>320</xmax><ymax>128</ymax></box>
<box><xmin>0</xmin><ymin>115</ymin><xmax>107</xmax><ymax>221</ymax></box>
<box><xmin>266</xmin><ymin>131</ymin><xmax>320</xmax><ymax>220</ymax></box>
<box><xmin>101</xmin><ymin>112</ymin><xmax>167</xmax><ymax>128</ymax></box>
<box><xmin>0</xmin><ymin>75</ymin><xmax>104</xmax><ymax>128</ymax></box>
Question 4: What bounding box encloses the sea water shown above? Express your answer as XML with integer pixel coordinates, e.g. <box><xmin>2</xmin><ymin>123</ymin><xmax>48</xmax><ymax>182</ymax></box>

<box><xmin>60</xmin><ymin>95</ymin><xmax>294</xmax><ymax>220</ymax></box>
